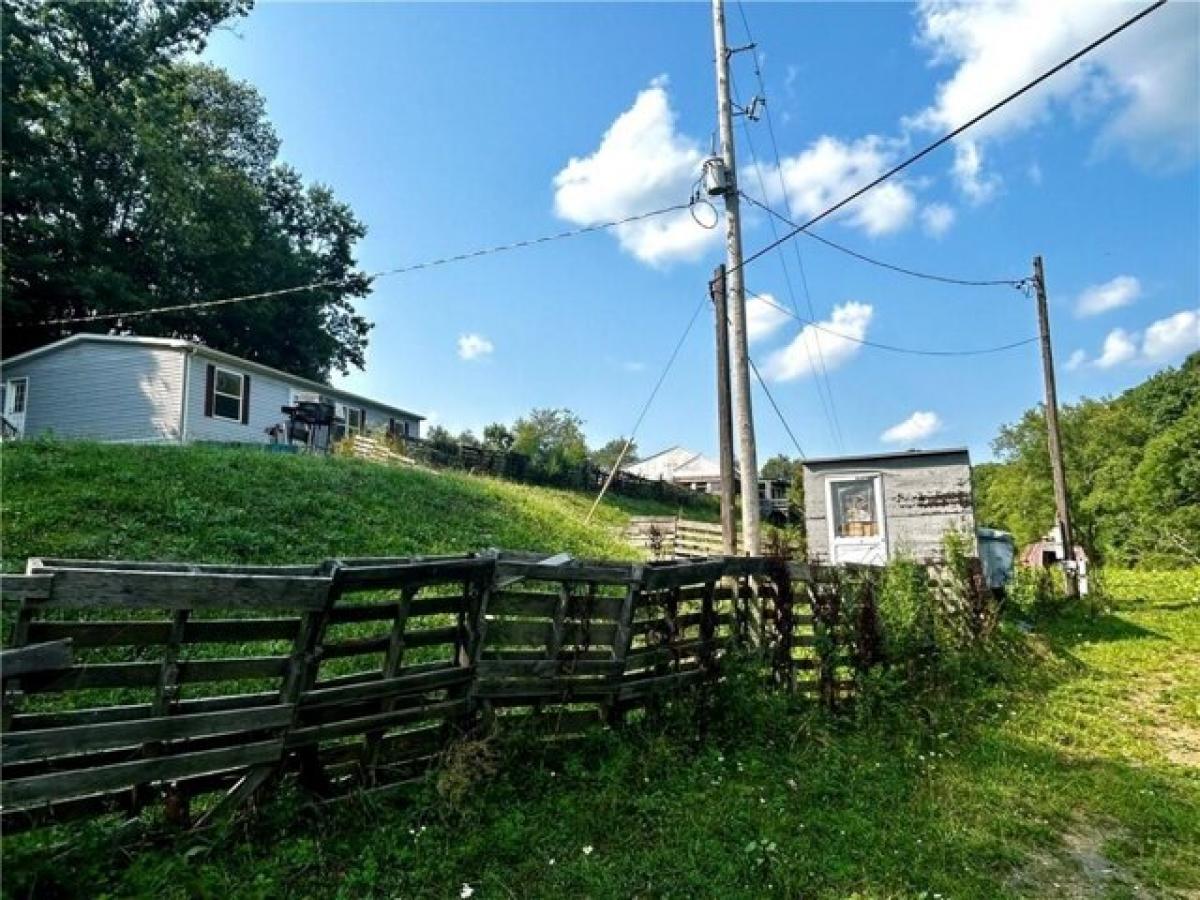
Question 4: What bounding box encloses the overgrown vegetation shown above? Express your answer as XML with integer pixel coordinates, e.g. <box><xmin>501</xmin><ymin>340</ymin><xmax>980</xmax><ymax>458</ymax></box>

<box><xmin>3</xmin><ymin>565</ymin><xmax>1196</xmax><ymax>898</ymax></box>
<box><xmin>975</xmin><ymin>351</ymin><xmax>1199</xmax><ymax>568</ymax></box>
<box><xmin>2</xmin><ymin>442</ymin><xmax>1197</xmax><ymax>899</ymax></box>
<box><xmin>0</xmin><ymin>441</ymin><xmax>696</xmax><ymax>569</ymax></box>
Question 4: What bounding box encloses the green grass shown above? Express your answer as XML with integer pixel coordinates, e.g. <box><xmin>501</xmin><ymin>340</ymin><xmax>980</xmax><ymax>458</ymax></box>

<box><xmin>0</xmin><ymin>441</ymin><xmax>709</xmax><ymax>569</ymax></box>
<box><xmin>2</xmin><ymin>443</ymin><xmax>1196</xmax><ymax>898</ymax></box>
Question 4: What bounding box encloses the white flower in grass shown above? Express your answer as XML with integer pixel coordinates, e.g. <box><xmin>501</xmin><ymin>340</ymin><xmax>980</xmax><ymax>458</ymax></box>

<box><xmin>460</xmin><ymin>885</ymin><xmax>474</xmax><ymax>899</ymax></box>
<box><xmin>582</xmin><ymin>845</ymin><xmax>594</xmax><ymax>856</ymax></box>
<box><xmin>548</xmin><ymin>858</ymin><xmax>556</xmax><ymax>866</ymax></box>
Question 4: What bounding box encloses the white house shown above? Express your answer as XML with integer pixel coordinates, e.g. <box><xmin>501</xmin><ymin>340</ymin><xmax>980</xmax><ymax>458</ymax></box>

<box><xmin>0</xmin><ymin>334</ymin><xmax>423</xmax><ymax>448</ymax></box>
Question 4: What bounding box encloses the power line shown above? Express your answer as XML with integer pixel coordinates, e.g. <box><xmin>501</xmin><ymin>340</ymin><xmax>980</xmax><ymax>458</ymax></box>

<box><xmin>732</xmin><ymin>72</ymin><xmax>843</xmax><ymax>451</ymax></box>
<box><xmin>732</xmin><ymin>0</ymin><xmax>1168</xmax><ymax>276</ymax></box>
<box><xmin>731</xmin><ymin>5</ymin><xmax>845</xmax><ymax>451</ymax></box>
<box><xmin>585</xmin><ymin>294</ymin><xmax>708</xmax><ymax>522</ymax></box>
<box><xmin>17</xmin><ymin>201</ymin><xmax>697</xmax><ymax>328</ymax></box>
<box><xmin>739</xmin><ymin>190</ymin><xmax>1027</xmax><ymax>288</ymax></box>
<box><xmin>749</xmin><ymin>290</ymin><xmax>1039</xmax><ymax>357</ymax></box>
<box><xmin>749</xmin><ymin>355</ymin><xmax>806</xmax><ymax>459</ymax></box>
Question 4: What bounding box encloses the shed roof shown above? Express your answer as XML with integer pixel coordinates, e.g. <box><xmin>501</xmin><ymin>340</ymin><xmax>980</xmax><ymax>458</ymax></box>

<box><xmin>801</xmin><ymin>447</ymin><xmax>970</xmax><ymax>468</ymax></box>
<box><xmin>1</xmin><ymin>334</ymin><xmax>425</xmax><ymax>420</ymax></box>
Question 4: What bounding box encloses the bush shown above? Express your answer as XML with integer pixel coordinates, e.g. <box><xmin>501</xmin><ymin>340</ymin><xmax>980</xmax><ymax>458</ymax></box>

<box><xmin>1006</xmin><ymin>566</ymin><xmax>1070</xmax><ymax>620</ymax></box>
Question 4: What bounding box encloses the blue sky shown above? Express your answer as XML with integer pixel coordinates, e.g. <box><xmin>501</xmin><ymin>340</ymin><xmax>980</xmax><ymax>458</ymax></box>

<box><xmin>205</xmin><ymin>1</ymin><xmax>1199</xmax><ymax>464</ymax></box>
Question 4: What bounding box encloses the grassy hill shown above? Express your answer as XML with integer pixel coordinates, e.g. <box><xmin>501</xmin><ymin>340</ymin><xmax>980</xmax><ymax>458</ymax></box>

<box><xmin>0</xmin><ymin>441</ymin><xmax>702</xmax><ymax>568</ymax></box>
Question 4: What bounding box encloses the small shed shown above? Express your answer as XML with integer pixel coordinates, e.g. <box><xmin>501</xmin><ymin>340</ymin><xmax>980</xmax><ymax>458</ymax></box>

<box><xmin>802</xmin><ymin>448</ymin><xmax>976</xmax><ymax>566</ymax></box>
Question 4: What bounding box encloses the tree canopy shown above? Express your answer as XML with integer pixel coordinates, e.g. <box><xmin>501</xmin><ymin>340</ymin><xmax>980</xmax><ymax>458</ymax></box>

<box><xmin>512</xmin><ymin>408</ymin><xmax>589</xmax><ymax>477</ymax></box>
<box><xmin>590</xmin><ymin>438</ymin><xmax>637</xmax><ymax>472</ymax></box>
<box><xmin>2</xmin><ymin>0</ymin><xmax>372</xmax><ymax>381</ymax></box>
<box><xmin>975</xmin><ymin>352</ymin><xmax>1199</xmax><ymax>568</ymax></box>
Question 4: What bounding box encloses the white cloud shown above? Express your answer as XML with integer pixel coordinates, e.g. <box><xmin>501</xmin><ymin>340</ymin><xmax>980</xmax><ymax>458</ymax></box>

<box><xmin>881</xmin><ymin>410</ymin><xmax>943</xmax><ymax>444</ymax></box>
<box><xmin>457</xmin><ymin>333</ymin><xmax>494</xmax><ymax>361</ymax></box>
<box><xmin>920</xmin><ymin>202</ymin><xmax>956</xmax><ymax>237</ymax></box>
<box><xmin>763</xmin><ymin>301</ymin><xmax>873</xmax><ymax>381</ymax></box>
<box><xmin>552</xmin><ymin>78</ymin><xmax>719</xmax><ymax>266</ymax></box>
<box><xmin>951</xmin><ymin>140</ymin><xmax>1000</xmax><ymax>204</ymax></box>
<box><xmin>621</xmin><ymin>360</ymin><xmax>646</xmax><ymax>373</ymax></box>
<box><xmin>1142</xmin><ymin>309</ymin><xmax>1200</xmax><ymax>363</ymax></box>
<box><xmin>908</xmin><ymin>0</ymin><xmax>1199</xmax><ymax>198</ymax></box>
<box><xmin>1095</xmin><ymin>328</ymin><xmax>1138</xmax><ymax>369</ymax></box>
<box><xmin>1074</xmin><ymin>308</ymin><xmax>1200</xmax><ymax>370</ymax></box>
<box><xmin>1027</xmin><ymin>161</ymin><xmax>1044</xmax><ymax>185</ymax></box>
<box><xmin>759</xmin><ymin>136</ymin><xmax>917</xmax><ymax>236</ymax></box>
<box><xmin>1076</xmin><ymin>275</ymin><xmax>1141</xmax><ymax>317</ymax></box>
<box><xmin>746</xmin><ymin>293</ymin><xmax>791</xmax><ymax>343</ymax></box>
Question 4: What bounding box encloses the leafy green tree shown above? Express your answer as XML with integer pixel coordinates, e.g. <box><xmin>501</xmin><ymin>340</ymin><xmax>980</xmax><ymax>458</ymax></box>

<box><xmin>512</xmin><ymin>408</ymin><xmax>589</xmax><ymax>476</ymax></box>
<box><xmin>591</xmin><ymin>438</ymin><xmax>637</xmax><ymax>472</ymax></box>
<box><xmin>457</xmin><ymin>430</ymin><xmax>481</xmax><ymax>449</ymax></box>
<box><xmin>425</xmin><ymin>425</ymin><xmax>457</xmax><ymax>453</ymax></box>
<box><xmin>760</xmin><ymin>454</ymin><xmax>801</xmax><ymax>482</ymax></box>
<box><xmin>2</xmin><ymin>0</ymin><xmax>372</xmax><ymax>380</ymax></box>
<box><xmin>482</xmin><ymin>423</ymin><xmax>514</xmax><ymax>452</ymax></box>
<box><xmin>975</xmin><ymin>352</ymin><xmax>1199</xmax><ymax>567</ymax></box>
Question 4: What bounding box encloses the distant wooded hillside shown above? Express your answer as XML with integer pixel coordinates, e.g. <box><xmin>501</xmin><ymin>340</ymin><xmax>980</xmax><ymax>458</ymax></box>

<box><xmin>974</xmin><ymin>352</ymin><xmax>1199</xmax><ymax>568</ymax></box>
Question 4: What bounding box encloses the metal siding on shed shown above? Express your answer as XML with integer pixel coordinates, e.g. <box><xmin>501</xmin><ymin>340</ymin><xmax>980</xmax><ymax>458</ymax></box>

<box><xmin>803</xmin><ymin>454</ymin><xmax>976</xmax><ymax>564</ymax></box>
<box><xmin>1</xmin><ymin>342</ymin><xmax>184</xmax><ymax>442</ymax></box>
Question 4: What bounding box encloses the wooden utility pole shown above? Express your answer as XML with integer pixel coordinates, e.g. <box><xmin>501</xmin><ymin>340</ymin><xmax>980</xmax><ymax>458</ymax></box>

<box><xmin>1033</xmin><ymin>255</ymin><xmax>1080</xmax><ymax>599</ymax></box>
<box><xmin>711</xmin><ymin>265</ymin><xmax>738</xmax><ymax>555</ymax></box>
<box><xmin>711</xmin><ymin>0</ymin><xmax>762</xmax><ymax>555</ymax></box>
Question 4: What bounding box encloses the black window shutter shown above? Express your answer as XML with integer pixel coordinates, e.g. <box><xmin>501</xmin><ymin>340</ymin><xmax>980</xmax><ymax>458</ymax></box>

<box><xmin>204</xmin><ymin>364</ymin><xmax>215</xmax><ymax>417</ymax></box>
<box><xmin>360</xmin><ymin>407</ymin><xmax>367</xmax><ymax>432</ymax></box>
<box><xmin>241</xmin><ymin>375</ymin><xmax>252</xmax><ymax>424</ymax></box>
<box><xmin>388</xmin><ymin>417</ymin><xmax>396</xmax><ymax>438</ymax></box>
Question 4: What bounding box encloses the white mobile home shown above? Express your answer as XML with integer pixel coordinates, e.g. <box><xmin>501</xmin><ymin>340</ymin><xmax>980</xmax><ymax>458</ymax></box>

<box><xmin>0</xmin><ymin>334</ymin><xmax>422</xmax><ymax>447</ymax></box>
<box><xmin>802</xmin><ymin>448</ymin><xmax>976</xmax><ymax>566</ymax></box>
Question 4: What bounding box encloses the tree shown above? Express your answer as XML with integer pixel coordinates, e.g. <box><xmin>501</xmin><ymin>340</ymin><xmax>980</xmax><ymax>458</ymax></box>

<box><xmin>975</xmin><ymin>352</ymin><xmax>1199</xmax><ymax>567</ymax></box>
<box><xmin>760</xmin><ymin>454</ymin><xmax>802</xmax><ymax>483</ymax></box>
<box><xmin>425</xmin><ymin>425</ymin><xmax>457</xmax><ymax>453</ymax></box>
<box><xmin>591</xmin><ymin>438</ymin><xmax>637</xmax><ymax>472</ymax></box>
<box><xmin>457</xmin><ymin>429</ymin><xmax>481</xmax><ymax>449</ymax></box>
<box><xmin>760</xmin><ymin>454</ymin><xmax>805</xmax><ymax>525</ymax></box>
<box><xmin>482</xmin><ymin>423</ymin><xmax>514</xmax><ymax>452</ymax></box>
<box><xmin>512</xmin><ymin>408</ymin><xmax>589</xmax><ymax>476</ymax></box>
<box><xmin>2</xmin><ymin>0</ymin><xmax>372</xmax><ymax>381</ymax></box>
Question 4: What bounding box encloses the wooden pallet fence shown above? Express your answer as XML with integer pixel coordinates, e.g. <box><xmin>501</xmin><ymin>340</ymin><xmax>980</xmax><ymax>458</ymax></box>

<box><xmin>0</xmin><ymin>551</ymin><xmax>818</xmax><ymax>832</ymax></box>
<box><xmin>624</xmin><ymin>517</ymin><xmax>731</xmax><ymax>559</ymax></box>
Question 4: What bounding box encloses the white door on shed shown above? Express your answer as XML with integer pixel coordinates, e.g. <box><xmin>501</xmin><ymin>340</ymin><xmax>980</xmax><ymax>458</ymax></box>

<box><xmin>3</xmin><ymin>377</ymin><xmax>29</xmax><ymax>436</ymax></box>
<box><xmin>825</xmin><ymin>474</ymin><xmax>887</xmax><ymax>566</ymax></box>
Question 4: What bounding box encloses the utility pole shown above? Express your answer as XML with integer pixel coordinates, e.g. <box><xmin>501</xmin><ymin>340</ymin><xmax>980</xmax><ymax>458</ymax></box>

<box><xmin>711</xmin><ymin>0</ymin><xmax>762</xmax><ymax>555</ymax></box>
<box><xmin>710</xmin><ymin>264</ymin><xmax>738</xmax><ymax>555</ymax></box>
<box><xmin>1033</xmin><ymin>255</ymin><xmax>1080</xmax><ymax>599</ymax></box>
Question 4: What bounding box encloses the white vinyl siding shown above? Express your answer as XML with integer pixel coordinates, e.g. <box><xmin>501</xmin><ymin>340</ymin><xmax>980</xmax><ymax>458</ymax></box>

<box><xmin>0</xmin><ymin>343</ymin><xmax>184</xmax><ymax>442</ymax></box>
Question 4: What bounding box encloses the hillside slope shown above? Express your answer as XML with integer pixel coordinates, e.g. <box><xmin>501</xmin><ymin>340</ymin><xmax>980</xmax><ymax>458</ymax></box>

<box><xmin>0</xmin><ymin>442</ymin><xmax>692</xmax><ymax>568</ymax></box>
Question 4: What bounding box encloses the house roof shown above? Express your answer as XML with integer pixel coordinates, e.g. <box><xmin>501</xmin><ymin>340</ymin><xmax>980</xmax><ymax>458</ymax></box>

<box><xmin>1</xmin><ymin>334</ymin><xmax>425</xmax><ymax>420</ymax></box>
<box><xmin>801</xmin><ymin>447</ymin><xmax>970</xmax><ymax>468</ymax></box>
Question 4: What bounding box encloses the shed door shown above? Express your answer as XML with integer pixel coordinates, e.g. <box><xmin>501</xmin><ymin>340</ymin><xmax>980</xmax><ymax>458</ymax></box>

<box><xmin>826</xmin><ymin>474</ymin><xmax>887</xmax><ymax>566</ymax></box>
<box><xmin>3</xmin><ymin>377</ymin><xmax>28</xmax><ymax>437</ymax></box>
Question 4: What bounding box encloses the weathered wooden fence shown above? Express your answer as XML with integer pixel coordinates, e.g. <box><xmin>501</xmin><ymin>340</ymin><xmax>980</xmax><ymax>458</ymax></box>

<box><xmin>624</xmin><ymin>516</ymin><xmax>730</xmax><ymax>559</ymax></box>
<box><xmin>1</xmin><ymin>552</ymin><xmax>802</xmax><ymax>833</ymax></box>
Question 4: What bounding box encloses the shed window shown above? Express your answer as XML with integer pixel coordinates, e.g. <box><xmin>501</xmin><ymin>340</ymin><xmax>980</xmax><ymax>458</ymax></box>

<box><xmin>831</xmin><ymin>478</ymin><xmax>879</xmax><ymax>538</ymax></box>
<box><xmin>212</xmin><ymin>368</ymin><xmax>246</xmax><ymax>422</ymax></box>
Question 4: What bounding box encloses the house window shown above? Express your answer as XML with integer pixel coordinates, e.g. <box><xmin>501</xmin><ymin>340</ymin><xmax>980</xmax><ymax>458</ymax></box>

<box><xmin>831</xmin><ymin>478</ymin><xmax>880</xmax><ymax>538</ymax></box>
<box><xmin>211</xmin><ymin>368</ymin><xmax>245</xmax><ymax>422</ymax></box>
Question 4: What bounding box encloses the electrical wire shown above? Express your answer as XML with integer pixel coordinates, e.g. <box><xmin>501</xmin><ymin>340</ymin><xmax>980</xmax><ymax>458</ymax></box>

<box><xmin>749</xmin><ymin>290</ymin><xmax>1039</xmax><ymax>357</ymax></box>
<box><xmin>17</xmin><ymin>201</ymin><xmax>697</xmax><ymax>328</ymax></box>
<box><xmin>585</xmin><ymin>294</ymin><xmax>708</xmax><ymax>522</ymax></box>
<box><xmin>729</xmin><ymin>66</ymin><xmax>844</xmax><ymax>453</ymax></box>
<box><xmin>748</xmin><ymin>355</ymin><xmax>806</xmax><ymax>459</ymax></box>
<box><xmin>739</xmin><ymin>190</ymin><xmax>1028</xmax><ymax>288</ymax></box>
<box><xmin>731</xmin><ymin>0</ymin><xmax>1168</xmax><ymax>276</ymax></box>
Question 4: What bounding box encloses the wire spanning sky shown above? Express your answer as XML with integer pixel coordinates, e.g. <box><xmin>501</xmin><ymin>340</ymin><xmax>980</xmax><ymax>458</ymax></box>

<box><xmin>205</xmin><ymin>2</ymin><xmax>1199</xmax><ymax>462</ymax></box>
